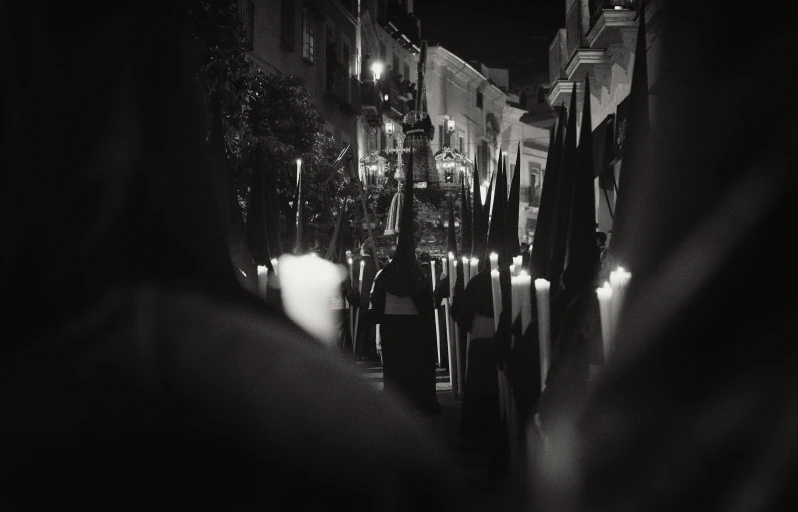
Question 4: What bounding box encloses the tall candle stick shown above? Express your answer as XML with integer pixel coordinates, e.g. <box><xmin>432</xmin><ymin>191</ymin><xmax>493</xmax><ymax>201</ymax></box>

<box><xmin>462</xmin><ymin>256</ymin><xmax>471</xmax><ymax>286</ymax></box>
<box><xmin>271</xmin><ymin>258</ymin><xmax>279</xmax><ymax>276</ymax></box>
<box><xmin>512</xmin><ymin>256</ymin><xmax>523</xmax><ymax>275</ymax></box>
<box><xmin>519</xmin><ymin>271</ymin><xmax>532</xmax><ymax>335</ymax></box>
<box><xmin>489</xmin><ymin>252</ymin><xmax>498</xmax><ymax>273</ymax></box>
<box><xmin>451</xmin><ymin>259</ymin><xmax>458</xmax><ymax>298</ymax></box>
<box><xmin>490</xmin><ymin>270</ymin><xmax>502</xmax><ymax>329</ymax></box>
<box><xmin>359</xmin><ymin>259</ymin><xmax>365</xmax><ymax>296</ymax></box>
<box><xmin>257</xmin><ymin>265</ymin><xmax>269</xmax><ymax>295</ymax></box>
<box><xmin>347</xmin><ymin>257</ymin><xmax>354</xmax><ymax>284</ymax></box>
<box><xmin>296</xmin><ymin>158</ymin><xmax>302</xmax><ymax>184</ymax></box>
<box><xmin>470</xmin><ymin>257</ymin><xmax>479</xmax><ymax>279</ymax></box>
<box><xmin>432</xmin><ymin>260</ymin><xmax>441</xmax><ymax>367</ymax></box>
<box><xmin>535</xmin><ymin>279</ymin><xmax>551</xmax><ymax>389</ymax></box>
<box><xmin>596</xmin><ymin>281</ymin><xmax>613</xmax><ymax>362</ymax></box>
<box><xmin>510</xmin><ymin>264</ymin><xmax>516</xmax><ymax>276</ymax></box>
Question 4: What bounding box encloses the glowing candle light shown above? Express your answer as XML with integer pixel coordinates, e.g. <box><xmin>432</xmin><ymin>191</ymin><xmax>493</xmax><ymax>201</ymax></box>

<box><xmin>462</xmin><ymin>256</ymin><xmax>471</xmax><ymax>286</ymax></box>
<box><xmin>535</xmin><ymin>278</ymin><xmax>551</xmax><ymax>389</ymax></box>
<box><xmin>347</xmin><ymin>257</ymin><xmax>354</xmax><ymax>284</ymax></box>
<box><xmin>359</xmin><ymin>259</ymin><xmax>365</xmax><ymax>296</ymax></box>
<box><xmin>596</xmin><ymin>281</ymin><xmax>614</xmax><ymax>362</ymax></box>
<box><xmin>490</xmin><ymin>270</ymin><xmax>502</xmax><ymax>329</ymax></box>
<box><xmin>257</xmin><ymin>265</ymin><xmax>269</xmax><ymax>295</ymax></box>
<box><xmin>489</xmin><ymin>252</ymin><xmax>499</xmax><ymax>273</ymax></box>
<box><xmin>470</xmin><ymin>257</ymin><xmax>479</xmax><ymax>279</ymax></box>
<box><xmin>271</xmin><ymin>258</ymin><xmax>279</xmax><ymax>276</ymax></box>
<box><xmin>512</xmin><ymin>255</ymin><xmax>523</xmax><ymax>275</ymax></box>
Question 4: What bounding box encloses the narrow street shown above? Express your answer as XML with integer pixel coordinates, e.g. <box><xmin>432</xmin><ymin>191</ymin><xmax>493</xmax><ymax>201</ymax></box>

<box><xmin>356</xmin><ymin>361</ymin><xmax>497</xmax><ymax>495</ymax></box>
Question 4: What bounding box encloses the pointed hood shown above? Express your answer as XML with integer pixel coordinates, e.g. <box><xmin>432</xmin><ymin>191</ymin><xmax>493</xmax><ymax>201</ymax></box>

<box><xmin>546</xmin><ymin>85</ymin><xmax>579</xmax><ymax>286</ymax></box>
<box><xmin>608</xmin><ymin>2</ymin><xmax>651</xmax><ymax>271</ymax></box>
<box><xmin>394</xmin><ymin>148</ymin><xmax>415</xmax><ymax>265</ymax></box>
<box><xmin>482</xmin><ymin>171</ymin><xmax>494</xmax><ymax>229</ymax></box>
<box><xmin>531</xmin><ymin>105</ymin><xmax>566</xmax><ymax>279</ymax></box>
<box><xmin>504</xmin><ymin>143</ymin><xmax>522</xmax><ymax>258</ymax></box>
<box><xmin>471</xmin><ymin>160</ymin><xmax>488</xmax><ymax>261</ymax></box>
<box><xmin>486</xmin><ymin>152</ymin><xmax>507</xmax><ymax>265</ymax></box>
<box><xmin>460</xmin><ymin>176</ymin><xmax>472</xmax><ymax>257</ymax></box>
<box><xmin>447</xmin><ymin>196</ymin><xmax>458</xmax><ymax>258</ymax></box>
<box><xmin>560</xmin><ymin>76</ymin><xmax>599</xmax><ymax>299</ymax></box>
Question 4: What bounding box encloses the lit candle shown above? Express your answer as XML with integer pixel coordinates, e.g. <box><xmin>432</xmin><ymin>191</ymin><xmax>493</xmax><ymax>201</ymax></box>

<box><xmin>470</xmin><ymin>257</ymin><xmax>479</xmax><ymax>279</ymax></box>
<box><xmin>257</xmin><ymin>265</ymin><xmax>269</xmax><ymax>295</ymax></box>
<box><xmin>535</xmin><ymin>278</ymin><xmax>551</xmax><ymax>389</ymax></box>
<box><xmin>510</xmin><ymin>264</ymin><xmax>516</xmax><ymax>276</ymax></box>
<box><xmin>462</xmin><ymin>256</ymin><xmax>471</xmax><ymax>286</ymax></box>
<box><xmin>432</xmin><ymin>260</ymin><xmax>441</xmax><ymax>367</ymax></box>
<box><xmin>451</xmin><ymin>259</ymin><xmax>458</xmax><ymax>298</ymax></box>
<box><xmin>271</xmin><ymin>258</ymin><xmax>279</xmax><ymax>276</ymax></box>
<box><xmin>489</xmin><ymin>252</ymin><xmax>499</xmax><ymax>273</ymax></box>
<box><xmin>512</xmin><ymin>255</ymin><xmax>523</xmax><ymax>274</ymax></box>
<box><xmin>518</xmin><ymin>271</ymin><xmax>532</xmax><ymax>335</ymax></box>
<box><xmin>511</xmin><ymin>274</ymin><xmax>521</xmax><ymax>330</ymax></box>
<box><xmin>596</xmin><ymin>281</ymin><xmax>613</xmax><ymax>362</ymax></box>
<box><xmin>279</xmin><ymin>254</ymin><xmax>345</xmax><ymax>347</ymax></box>
<box><xmin>347</xmin><ymin>257</ymin><xmax>354</xmax><ymax>284</ymax></box>
<box><xmin>296</xmin><ymin>158</ymin><xmax>302</xmax><ymax>184</ymax></box>
<box><xmin>490</xmin><ymin>270</ymin><xmax>502</xmax><ymax>329</ymax></box>
<box><xmin>359</xmin><ymin>259</ymin><xmax>365</xmax><ymax>296</ymax></box>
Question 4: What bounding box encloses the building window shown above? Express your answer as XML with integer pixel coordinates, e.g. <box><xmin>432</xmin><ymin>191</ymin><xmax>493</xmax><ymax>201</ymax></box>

<box><xmin>280</xmin><ymin>0</ymin><xmax>295</xmax><ymax>51</ymax></box>
<box><xmin>477</xmin><ymin>90</ymin><xmax>484</xmax><ymax>109</ymax></box>
<box><xmin>302</xmin><ymin>8</ymin><xmax>315</xmax><ymax>63</ymax></box>
<box><xmin>459</xmin><ymin>136</ymin><xmax>464</xmax><ymax>154</ymax></box>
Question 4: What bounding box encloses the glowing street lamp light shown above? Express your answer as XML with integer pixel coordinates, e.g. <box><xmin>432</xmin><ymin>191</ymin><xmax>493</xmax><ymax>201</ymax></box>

<box><xmin>385</xmin><ymin>120</ymin><xmax>394</xmax><ymax>135</ymax></box>
<box><xmin>446</xmin><ymin>117</ymin><xmax>456</xmax><ymax>133</ymax></box>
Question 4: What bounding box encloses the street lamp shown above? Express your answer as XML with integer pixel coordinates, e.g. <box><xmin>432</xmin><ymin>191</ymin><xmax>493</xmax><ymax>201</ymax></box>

<box><xmin>371</xmin><ymin>61</ymin><xmax>383</xmax><ymax>81</ymax></box>
<box><xmin>385</xmin><ymin>120</ymin><xmax>394</xmax><ymax>136</ymax></box>
<box><xmin>446</xmin><ymin>117</ymin><xmax>456</xmax><ymax>133</ymax></box>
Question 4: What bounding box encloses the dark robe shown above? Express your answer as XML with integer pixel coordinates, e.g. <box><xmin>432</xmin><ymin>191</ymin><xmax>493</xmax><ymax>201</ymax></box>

<box><xmin>371</xmin><ymin>261</ymin><xmax>440</xmax><ymax>415</ymax></box>
<box><xmin>451</xmin><ymin>270</ymin><xmax>500</xmax><ymax>447</ymax></box>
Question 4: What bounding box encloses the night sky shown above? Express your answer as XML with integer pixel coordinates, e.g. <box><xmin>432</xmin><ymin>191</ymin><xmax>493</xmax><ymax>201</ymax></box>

<box><xmin>413</xmin><ymin>0</ymin><xmax>564</xmax><ymax>86</ymax></box>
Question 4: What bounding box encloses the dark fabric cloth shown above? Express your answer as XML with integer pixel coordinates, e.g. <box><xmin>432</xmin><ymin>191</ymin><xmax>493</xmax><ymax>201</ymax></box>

<box><xmin>459</xmin><ymin>333</ymin><xmax>501</xmax><ymax>447</ymax></box>
<box><xmin>380</xmin><ymin>314</ymin><xmax>440</xmax><ymax>414</ymax></box>
<box><xmin>537</xmin><ymin>287</ymin><xmax>602</xmax><ymax>430</ymax></box>
<box><xmin>372</xmin><ymin>260</ymin><xmax>432</xmax><ymax>317</ymax></box>
<box><xmin>1</xmin><ymin>285</ymin><xmax>466</xmax><ymax>509</ymax></box>
<box><xmin>450</xmin><ymin>269</ymin><xmax>494</xmax><ymax>329</ymax></box>
<box><xmin>1</xmin><ymin>3</ymin><xmax>490</xmax><ymax>508</ymax></box>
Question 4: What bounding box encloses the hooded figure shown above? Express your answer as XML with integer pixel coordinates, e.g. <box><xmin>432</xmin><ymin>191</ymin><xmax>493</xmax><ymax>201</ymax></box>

<box><xmin>371</xmin><ymin>149</ymin><xmax>441</xmax><ymax>416</ymax></box>
<box><xmin>504</xmin><ymin>144</ymin><xmax>522</xmax><ymax>260</ymax></box>
<box><xmin>471</xmin><ymin>161</ymin><xmax>489</xmax><ymax>266</ymax></box>
<box><xmin>0</xmin><ymin>3</ymin><xmax>490</xmax><ymax>509</ymax></box>
<box><xmin>537</xmin><ymin>4</ymin><xmax>798</xmax><ymax>512</ymax></box>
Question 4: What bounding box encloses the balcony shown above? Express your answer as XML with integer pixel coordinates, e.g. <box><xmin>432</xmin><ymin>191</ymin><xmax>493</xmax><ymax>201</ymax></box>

<box><xmin>361</xmin><ymin>79</ymin><xmax>379</xmax><ymax>110</ymax></box>
<box><xmin>586</xmin><ymin>1</ymin><xmax>637</xmax><ymax>48</ymax></box>
<box><xmin>339</xmin><ymin>75</ymin><xmax>362</xmax><ymax>116</ymax></box>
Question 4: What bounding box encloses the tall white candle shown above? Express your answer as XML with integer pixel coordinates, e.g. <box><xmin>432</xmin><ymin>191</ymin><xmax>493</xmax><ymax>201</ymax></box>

<box><xmin>518</xmin><ymin>271</ymin><xmax>532</xmax><ymax>335</ymax></box>
<box><xmin>296</xmin><ymin>158</ymin><xmax>302</xmax><ymax>184</ymax></box>
<box><xmin>462</xmin><ymin>256</ymin><xmax>471</xmax><ymax>286</ymax></box>
<box><xmin>359</xmin><ymin>259</ymin><xmax>365</xmax><ymax>296</ymax></box>
<box><xmin>432</xmin><ymin>261</ymin><xmax>441</xmax><ymax>367</ymax></box>
<box><xmin>347</xmin><ymin>257</ymin><xmax>354</xmax><ymax>284</ymax></box>
<box><xmin>257</xmin><ymin>265</ymin><xmax>269</xmax><ymax>295</ymax></box>
<box><xmin>510</xmin><ymin>264</ymin><xmax>516</xmax><ymax>276</ymax></box>
<box><xmin>489</xmin><ymin>252</ymin><xmax>499</xmax><ymax>273</ymax></box>
<box><xmin>535</xmin><ymin>278</ymin><xmax>551</xmax><ymax>389</ymax></box>
<box><xmin>271</xmin><ymin>258</ymin><xmax>279</xmax><ymax>276</ymax></box>
<box><xmin>470</xmin><ymin>257</ymin><xmax>479</xmax><ymax>279</ymax></box>
<box><xmin>451</xmin><ymin>259</ymin><xmax>458</xmax><ymax>298</ymax></box>
<box><xmin>512</xmin><ymin>256</ymin><xmax>523</xmax><ymax>274</ymax></box>
<box><xmin>596</xmin><ymin>281</ymin><xmax>613</xmax><ymax>362</ymax></box>
<box><xmin>490</xmin><ymin>270</ymin><xmax>502</xmax><ymax>329</ymax></box>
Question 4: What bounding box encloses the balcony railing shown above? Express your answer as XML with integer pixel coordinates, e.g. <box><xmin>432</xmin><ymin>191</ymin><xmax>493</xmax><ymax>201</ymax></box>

<box><xmin>589</xmin><ymin>0</ymin><xmax>637</xmax><ymax>26</ymax></box>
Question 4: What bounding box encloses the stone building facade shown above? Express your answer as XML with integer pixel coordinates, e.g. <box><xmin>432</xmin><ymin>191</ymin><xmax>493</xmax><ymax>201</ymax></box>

<box><xmin>548</xmin><ymin>0</ymin><xmax>665</xmax><ymax>232</ymax></box>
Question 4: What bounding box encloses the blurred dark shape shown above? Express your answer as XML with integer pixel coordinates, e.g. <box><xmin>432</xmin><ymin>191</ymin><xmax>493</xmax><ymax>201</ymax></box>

<box><xmin>0</xmin><ymin>2</ymin><xmax>489</xmax><ymax>508</ymax></box>
<box><xmin>540</xmin><ymin>2</ymin><xmax>798</xmax><ymax>511</ymax></box>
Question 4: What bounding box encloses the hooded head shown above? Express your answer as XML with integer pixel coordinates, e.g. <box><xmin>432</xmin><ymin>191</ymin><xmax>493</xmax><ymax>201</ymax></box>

<box><xmin>485</xmin><ymin>152</ymin><xmax>507</xmax><ymax>266</ymax></box>
<box><xmin>504</xmin><ymin>143</ymin><xmax>522</xmax><ymax>259</ymax></box>
<box><xmin>471</xmin><ymin>160</ymin><xmax>488</xmax><ymax>263</ymax></box>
